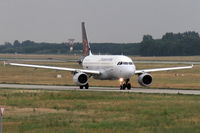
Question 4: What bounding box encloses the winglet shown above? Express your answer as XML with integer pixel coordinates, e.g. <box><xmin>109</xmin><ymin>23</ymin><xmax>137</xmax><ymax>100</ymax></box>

<box><xmin>82</xmin><ymin>22</ymin><xmax>92</xmax><ymax>56</ymax></box>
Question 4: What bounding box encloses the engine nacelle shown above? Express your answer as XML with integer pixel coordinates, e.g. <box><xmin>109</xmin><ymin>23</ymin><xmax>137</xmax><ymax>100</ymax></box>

<box><xmin>138</xmin><ymin>73</ymin><xmax>153</xmax><ymax>87</ymax></box>
<box><xmin>73</xmin><ymin>72</ymin><xmax>88</xmax><ymax>86</ymax></box>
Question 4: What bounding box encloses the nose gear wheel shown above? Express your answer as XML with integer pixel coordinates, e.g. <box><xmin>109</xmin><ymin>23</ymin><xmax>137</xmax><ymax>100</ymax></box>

<box><xmin>120</xmin><ymin>79</ymin><xmax>131</xmax><ymax>90</ymax></box>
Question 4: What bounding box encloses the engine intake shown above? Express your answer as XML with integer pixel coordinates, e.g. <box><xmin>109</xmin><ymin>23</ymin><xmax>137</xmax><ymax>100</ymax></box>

<box><xmin>73</xmin><ymin>72</ymin><xmax>88</xmax><ymax>85</ymax></box>
<box><xmin>138</xmin><ymin>73</ymin><xmax>152</xmax><ymax>87</ymax></box>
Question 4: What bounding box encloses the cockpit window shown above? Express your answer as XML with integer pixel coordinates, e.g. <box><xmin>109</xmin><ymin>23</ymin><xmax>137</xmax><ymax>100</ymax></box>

<box><xmin>123</xmin><ymin>62</ymin><xmax>128</xmax><ymax>65</ymax></box>
<box><xmin>117</xmin><ymin>62</ymin><xmax>133</xmax><ymax>65</ymax></box>
<box><xmin>117</xmin><ymin>62</ymin><xmax>122</xmax><ymax>65</ymax></box>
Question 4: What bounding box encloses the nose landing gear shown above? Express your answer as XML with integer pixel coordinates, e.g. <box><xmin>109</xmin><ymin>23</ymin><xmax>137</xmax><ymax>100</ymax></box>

<box><xmin>119</xmin><ymin>79</ymin><xmax>131</xmax><ymax>90</ymax></box>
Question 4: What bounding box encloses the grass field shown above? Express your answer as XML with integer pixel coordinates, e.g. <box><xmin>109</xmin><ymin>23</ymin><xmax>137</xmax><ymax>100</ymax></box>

<box><xmin>0</xmin><ymin>89</ymin><xmax>200</xmax><ymax>133</ymax></box>
<box><xmin>0</xmin><ymin>54</ymin><xmax>199</xmax><ymax>89</ymax></box>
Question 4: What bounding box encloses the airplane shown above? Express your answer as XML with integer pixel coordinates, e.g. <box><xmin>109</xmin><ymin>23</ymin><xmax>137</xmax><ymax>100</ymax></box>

<box><xmin>8</xmin><ymin>22</ymin><xmax>193</xmax><ymax>90</ymax></box>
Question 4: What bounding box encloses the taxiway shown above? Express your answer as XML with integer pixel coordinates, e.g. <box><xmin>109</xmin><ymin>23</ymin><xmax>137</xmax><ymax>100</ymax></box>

<box><xmin>0</xmin><ymin>84</ymin><xmax>200</xmax><ymax>95</ymax></box>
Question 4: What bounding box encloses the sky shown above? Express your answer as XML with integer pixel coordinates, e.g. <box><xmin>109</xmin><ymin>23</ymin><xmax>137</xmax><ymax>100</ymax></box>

<box><xmin>0</xmin><ymin>0</ymin><xmax>200</xmax><ymax>44</ymax></box>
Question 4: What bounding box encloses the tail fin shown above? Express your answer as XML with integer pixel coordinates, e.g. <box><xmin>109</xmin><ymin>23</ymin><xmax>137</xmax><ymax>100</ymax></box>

<box><xmin>82</xmin><ymin>22</ymin><xmax>92</xmax><ymax>56</ymax></box>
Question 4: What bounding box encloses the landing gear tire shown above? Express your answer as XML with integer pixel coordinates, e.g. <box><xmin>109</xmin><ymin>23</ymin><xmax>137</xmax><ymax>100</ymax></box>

<box><xmin>122</xmin><ymin>84</ymin><xmax>126</xmax><ymax>90</ymax></box>
<box><xmin>80</xmin><ymin>86</ymin><xmax>84</xmax><ymax>89</ymax></box>
<box><xmin>85</xmin><ymin>83</ymin><xmax>89</xmax><ymax>89</ymax></box>
<box><xmin>119</xmin><ymin>79</ymin><xmax>131</xmax><ymax>90</ymax></box>
<box><xmin>127</xmin><ymin>83</ymin><xmax>131</xmax><ymax>90</ymax></box>
<box><xmin>120</xmin><ymin>85</ymin><xmax>123</xmax><ymax>90</ymax></box>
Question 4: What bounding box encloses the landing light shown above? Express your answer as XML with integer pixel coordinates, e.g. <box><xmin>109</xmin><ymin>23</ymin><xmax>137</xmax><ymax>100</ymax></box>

<box><xmin>119</xmin><ymin>78</ymin><xmax>124</xmax><ymax>82</ymax></box>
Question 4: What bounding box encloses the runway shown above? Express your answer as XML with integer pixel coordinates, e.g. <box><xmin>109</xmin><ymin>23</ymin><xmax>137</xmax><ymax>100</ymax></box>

<box><xmin>0</xmin><ymin>84</ymin><xmax>200</xmax><ymax>95</ymax></box>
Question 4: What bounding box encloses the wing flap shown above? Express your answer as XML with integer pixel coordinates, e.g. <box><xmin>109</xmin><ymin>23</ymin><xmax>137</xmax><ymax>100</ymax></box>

<box><xmin>9</xmin><ymin>63</ymin><xmax>100</xmax><ymax>75</ymax></box>
<box><xmin>135</xmin><ymin>65</ymin><xmax>193</xmax><ymax>74</ymax></box>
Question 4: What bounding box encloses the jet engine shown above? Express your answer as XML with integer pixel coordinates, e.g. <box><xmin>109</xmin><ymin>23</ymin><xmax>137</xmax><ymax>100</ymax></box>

<box><xmin>138</xmin><ymin>73</ymin><xmax>152</xmax><ymax>87</ymax></box>
<box><xmin>73</xmin><ymin>72</ymin><xmax>88</xmax><ymax>86</ymax></box>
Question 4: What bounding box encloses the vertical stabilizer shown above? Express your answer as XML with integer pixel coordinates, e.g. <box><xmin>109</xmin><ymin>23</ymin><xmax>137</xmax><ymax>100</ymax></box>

<box><xmin>82</xmin><ymin>22</ymin><xmax>92</xmax><ymax>56</ymax></box>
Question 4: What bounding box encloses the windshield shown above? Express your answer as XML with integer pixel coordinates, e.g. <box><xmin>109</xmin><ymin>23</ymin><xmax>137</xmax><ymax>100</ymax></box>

<box><xmin>117</xmin><ymin>62</ymin><xmax>133</xmax><ymax>65</ymax></box>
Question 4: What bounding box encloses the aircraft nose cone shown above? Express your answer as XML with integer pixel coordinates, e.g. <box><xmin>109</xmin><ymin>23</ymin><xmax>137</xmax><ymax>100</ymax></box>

<box><xmin>122</xmin><ymin>66</ymin><xmax>135</xmax><ymax>78</ymax></box>
<box><xmin>127</xmin><ymin>66</ymin><xmax>135</xmax><ymax>75</ymax></box>
<box><xmin>116</xmin><ymin>65</ymin><xmax>136</xmax><ymax>79</ymax></box>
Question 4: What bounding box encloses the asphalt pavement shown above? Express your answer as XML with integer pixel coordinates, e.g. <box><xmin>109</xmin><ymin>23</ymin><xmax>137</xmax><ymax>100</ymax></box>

<box><xmin>0</xmin><ymin>84</ymin><xmax>200</xmax><ymax>95</ymax></box>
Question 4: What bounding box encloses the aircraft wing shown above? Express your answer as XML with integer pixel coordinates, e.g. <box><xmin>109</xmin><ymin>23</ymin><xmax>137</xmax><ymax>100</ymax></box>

<box><xmin>1</xmin><ymin>58</ymin><xmax>80</xmax><ymax>63</ymax></box>
<box><xmin>8</xmin><ymin>63</ymin><xmax>100</xmax><ymax>75</ymax></box>
<box><xmin>135</xmin><ymin>65</ymin><xmax>193</xmax><ymax>74</ymax></box>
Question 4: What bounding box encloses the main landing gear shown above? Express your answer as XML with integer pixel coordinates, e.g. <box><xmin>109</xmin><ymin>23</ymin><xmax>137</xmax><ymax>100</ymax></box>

<box><xmin>120</xmin><ymin>79</ymin><xmax>131</xmax><ymax>90</ymax></box>
<box><xmin>80</xmin><ymin>83</ymin><xmax>89</xmax><ymax>89</ymax></box>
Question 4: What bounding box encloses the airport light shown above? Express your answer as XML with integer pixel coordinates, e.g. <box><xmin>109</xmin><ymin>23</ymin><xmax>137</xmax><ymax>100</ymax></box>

<box><xmin>0</xmin><ymin>107</ymin><xmax>5</xmax><ymax>133</ymax></box>
<box><xmin>68</xmin><ymin>39</ymin><xmax>75</xmax><ymax>52</ymax></box>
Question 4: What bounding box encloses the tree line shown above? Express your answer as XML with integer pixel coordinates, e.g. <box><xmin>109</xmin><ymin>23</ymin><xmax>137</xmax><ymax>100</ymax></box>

<box><xmin>140</xmin><ymin>31</ymin><xmax>200</xmax><ymax>56</ymax></box>
<box><xmin>0</xmin><ymin>31</ymin><xmax>200</xmax><ymax>56</ymax></box>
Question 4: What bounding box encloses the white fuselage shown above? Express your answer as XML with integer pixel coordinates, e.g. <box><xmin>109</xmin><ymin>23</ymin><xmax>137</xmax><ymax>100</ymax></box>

<box><xmin>82</xmin><ymin>55</ymin><xmax>136</xmax><ymax>80</ymax></box>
